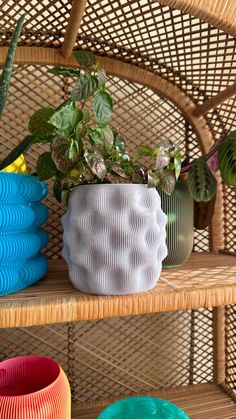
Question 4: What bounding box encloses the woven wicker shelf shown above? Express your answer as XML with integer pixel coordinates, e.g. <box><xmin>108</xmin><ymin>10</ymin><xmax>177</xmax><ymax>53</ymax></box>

<box><xmin>0</xmin><ymin>252</ymin><xmax>235</xmax><ymax>328</ymax></box>
<box><xmin>72</xmin><ymin>383</ymin><xmax>236</xmax><ymax>419</ymax></box>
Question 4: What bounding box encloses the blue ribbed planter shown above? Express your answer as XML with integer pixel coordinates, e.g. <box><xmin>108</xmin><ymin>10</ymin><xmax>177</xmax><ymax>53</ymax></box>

<box><xmin>0</xmin><ymin>173</ymin><xmax>49</xmax><ymax>296</ymax></box>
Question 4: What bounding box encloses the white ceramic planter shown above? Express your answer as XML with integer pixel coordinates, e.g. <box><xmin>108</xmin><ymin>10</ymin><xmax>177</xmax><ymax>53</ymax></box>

<box><xmin>62</xmin><ymin>184</ymin><xmax>167</xmax><ymax>295</ymax></box>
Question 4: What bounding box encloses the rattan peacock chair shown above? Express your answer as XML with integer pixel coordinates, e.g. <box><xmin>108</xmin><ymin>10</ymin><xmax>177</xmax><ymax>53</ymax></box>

<box><xmin>0</xmin><ymin>1</ymin><xmax>235</xmax><ymax>417</ymax></box>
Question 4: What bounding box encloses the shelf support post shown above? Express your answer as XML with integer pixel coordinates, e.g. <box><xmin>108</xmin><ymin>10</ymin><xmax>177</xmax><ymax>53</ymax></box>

<box><xmin>62</xmin><ymin>0</ymin><xmax>87</xmax><ymax>58</ymax></box>
<box><xmin>213</xmin><ymin>306</ymin><xmax>226</xmax><ymax>384</ymax></box>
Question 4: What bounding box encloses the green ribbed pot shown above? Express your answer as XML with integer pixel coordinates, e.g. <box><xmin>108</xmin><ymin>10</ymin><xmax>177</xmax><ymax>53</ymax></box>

<box><xmin>160</xmin><ymin>181</ymin><xmax>194</xmax><ymax>268</ymax></box>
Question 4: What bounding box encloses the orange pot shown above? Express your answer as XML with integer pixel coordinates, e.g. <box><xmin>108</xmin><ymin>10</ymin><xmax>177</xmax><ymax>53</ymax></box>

<box><xmin>0</xmin><ymin>356</ymin><xmax>71</xmax><ymax>418</ymax></box>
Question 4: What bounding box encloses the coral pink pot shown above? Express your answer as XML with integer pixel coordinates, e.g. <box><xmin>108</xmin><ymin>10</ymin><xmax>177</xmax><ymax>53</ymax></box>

<box><xmin>0</xmin><ymin>356</ymin><xmax>71</xmax><ymax>418</ymax></box>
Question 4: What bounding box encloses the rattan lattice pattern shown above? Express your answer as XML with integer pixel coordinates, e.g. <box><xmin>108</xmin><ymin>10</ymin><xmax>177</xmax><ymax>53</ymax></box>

<box><xmin>0</xmin><ymin>309</ymin><xmax>213</xmax><ymax>403</ymax></box>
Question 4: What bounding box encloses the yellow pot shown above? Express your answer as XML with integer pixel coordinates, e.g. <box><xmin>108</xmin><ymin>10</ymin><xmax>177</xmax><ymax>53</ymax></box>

<box><xmin>1</xmin><ymin>154</ymin><xmax>27</xmax><ymax>174</ymax></box>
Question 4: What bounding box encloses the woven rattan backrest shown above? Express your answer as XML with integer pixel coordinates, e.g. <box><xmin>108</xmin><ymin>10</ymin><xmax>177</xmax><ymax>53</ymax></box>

<box><xmin>0</xmin><ymin>0</ymin><xmax>235</xmax><ymax>257</ymax></box>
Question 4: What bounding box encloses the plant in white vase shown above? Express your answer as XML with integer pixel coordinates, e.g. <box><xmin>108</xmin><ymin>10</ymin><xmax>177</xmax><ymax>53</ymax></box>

<box><xmin>26</xmin><ymin>51</ymin><xmax>181</xmax><ymax>295</ymax></box>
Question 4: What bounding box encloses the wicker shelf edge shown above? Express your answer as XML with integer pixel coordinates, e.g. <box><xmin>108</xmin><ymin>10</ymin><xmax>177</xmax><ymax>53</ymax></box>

<box><xmin>72</xmin><ymin>383</ymin><xmax>236</xmax><ymax>419</ymax></box>
<box><xmin>0</xmin><ymin>253</ymin><xmax>235</xmax><ymax>328</ymax></box>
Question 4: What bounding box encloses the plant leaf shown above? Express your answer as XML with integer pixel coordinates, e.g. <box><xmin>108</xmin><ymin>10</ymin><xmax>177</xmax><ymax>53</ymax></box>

<box><xmin>155</xmin><ymin>146</ymin><xmax>171</xmax><ymax>170</ymax></box>
<box><xmin>83</xmin><ymin>109</ymin><xmax>90</xmax><ymax>122</ymax></box>
<box><xmin>68</xmin><ymin>139</ymin><xmax>80</xmax><ymax>159</ymax></box>
<box><xmin>51</xmin><ymin>136</ymin><xmax>79</xmax><ymax>173</ymax></box>
<box><xmin>133</xmin><ymin>144</ymin><xmax>152</xmax><ymax>160</ymax></box>
<box><xmin>28</xmin><ymin>107</ymin><xmax>55</xmax><ymax>136</ymax></box>
<box><xmin>0</xmin><ymin>135</ymin><xmax>34</xmax><ymax>170</ymax></box>
<box><xmin>103</xmin><ymin>125</ymin><xmax>114</xmax><ymax>149</ymax></box>
<box><xmin>84</xmin><ymin>150</ymin><xmax>106</xmax><ymax>180</ymax></box>
<box><xmin>97</xmin><ymin>69</ymin><xmax>106</xmax><ymax>88</ymax></box>
<box><xmin>74</xmin><ymin>50</ymin><xmax>97</xmax><ymax>69</ymax></box>
<box><xmin>36</xmin><ymin>151</ymin><xmax>57</xmax><ymax>181</ymax></box>
<box><xmin>114</xmin><ymin>132</ymin><xmax>126</xmax><ymax>152</ymax></box>
<box><xmin>218</xmin><ymin>135</ymin><xmax>236</xmax><ymax>187</ymax></box>
<box><xmin>92</xmin><ymin>92</ymin><xmax>113</xmax><ymax>124</ymax></box>
<box><xmin>72</xmin><ymin>73</ymin><xmax>98</xmax><ymax>101</ymax></box>
<box><xmin>159</xmin><ymin>170</ymin><xmax>176</xmax><ymax>194</ymax></box>
<box><xmin>76</xmin><ymin>122</ymin><xmax>87</xmax><ymax>140</ymax></box>
<box><xmin>194</xmin><ymin>197</ymin><xmax>216</xmax><ymax>230</ymax></box>
<box><xmin>147</xmin><ymin>172</ymin><xmax>160</xmax><ymax>188</ymax></box>
<box><xmin>132</xmin><ymin>169</ymin><xmax>145</xmax><ymax>184</ymax></box>
<box><xmin>30</xmin><ymin>133</ymin><xmax>55</xmax><ymax>144</ymax></box>
<box><xmin>53</xmin><ymin>181</ymin><xmax>62</xmax><ymax>203</ymax></box>
<box><xmin>49</xmin><ymin>102</ymin><xmax>82</xmax><ymax>132</ymax></box>
<box><xmin>110</xmin><ymin>162</ymin><xmax>128</xmax><ymax>179</ymax></box>
<box><xmin>48</xmin><ymin>67</ymin><xmax>81</xmax><ymax>78</ymax></box>
<box><xmin>0</xmin><ymin>15</ymin><xmax>25</xmax><ymax>119</ymax></box>
<box><xmin>89</xmin><ymin>127</ymin><xmax>104</xmax><ymax>145</ymax></box>
<box><xmin>55</xmin><ymin>98</ymin><xmax>73</xmax><ymax>112</ymax></box>
<box><xmin>207</xmin><ymin>150</ymin><xmax>218</xmax><ymax>174</ymax></box>
<box><xmin>188</xmin><ymin>158</ymin><xmax>217</xmax><ymax>202</ymax></box>
<box><xmin>174</xmin><ymin>151</ymin><xmax>182</xmax><ymax>179</ymax></box>
<box><xmin>62</xmin><ymin>190</ymin><xmax>70</xmax><ymax>205</ymax></box>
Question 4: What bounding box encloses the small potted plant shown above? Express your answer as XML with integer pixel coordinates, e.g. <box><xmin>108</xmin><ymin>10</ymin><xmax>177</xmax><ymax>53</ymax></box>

<box><xmin>0</xmin><ymin>16</ymin><xmax>49</xmax><ymax>296</ymax></box>
<box><xmin>28</xmin><ymin>51</ymin><xmax>181</xmax><ymax>295</ymax></box>
<box><xmin>134</xmin><ymin>128</ymin><xmax>236</xmax><ymax>267</ymax></box>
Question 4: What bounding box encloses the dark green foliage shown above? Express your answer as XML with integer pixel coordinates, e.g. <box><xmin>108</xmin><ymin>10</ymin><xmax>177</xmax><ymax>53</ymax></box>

<box><xmin>74</xmin><ymin>50</ymin><xmax>97</xmax><ymax>70</ymax></box>
<box><xmin>218</xmin><ymin>132</ymin><xmax>236</xmax><ymax>187</ymax></box>
<box><xmin>72</xmin><ymin>74</ymin><xmax>98</xmax><ymax>101</ymax></box>
<box><xmin>28</xmin><ymin>107</ymin><xmax>55</xmax><ymax>136</ymax></box>
<box><xmin>0</xmin><ymin>15</ymin><xmax>25</xmax><ymax>119</ymax></box>
<box><xmin>92</xmin><ymin>92</ymin><xmax>113</xmax><ymax>123</ymax></box>
<box><xmin>36</xmin><ymin>152</ymin><xmax>57</xmax><ymax>181</ymax></box>
<box><xmin>188</xmin><ymin>158</ymin><xmax>217</xmax><ymax>202</ymax></box>
<box><xmin>48</xmin><ymin>67</ymin><xmax>81</xmax><ymax>78</ymax></box>
<box><xmin>25</xmin><ymin>50</ymin><xmax>181</xmax><ymax>203</ymax></box>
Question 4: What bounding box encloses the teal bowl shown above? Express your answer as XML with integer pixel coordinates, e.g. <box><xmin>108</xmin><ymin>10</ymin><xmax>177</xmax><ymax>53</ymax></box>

<box><xmin>98</xmin><ymin>396</ymin><xmax>189</xmax><ymax>419</ymax></box>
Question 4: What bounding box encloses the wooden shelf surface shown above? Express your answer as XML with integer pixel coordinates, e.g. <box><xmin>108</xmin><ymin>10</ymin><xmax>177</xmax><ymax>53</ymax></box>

<box><xmin>0</xmin><ymin>253</ymin><xmax>236</xmax><ymax>328</ymax></box>
<box><xmin>72</xmin><ymin>383</ymin><xmax>236</xmax><ymax>419</ymax></box>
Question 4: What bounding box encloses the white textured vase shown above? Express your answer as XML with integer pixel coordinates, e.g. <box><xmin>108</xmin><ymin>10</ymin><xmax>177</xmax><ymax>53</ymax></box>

<box><xmin>62</xmin><ymin>184</ymin><xmax>167</xmax><ymax>295</ymax></box>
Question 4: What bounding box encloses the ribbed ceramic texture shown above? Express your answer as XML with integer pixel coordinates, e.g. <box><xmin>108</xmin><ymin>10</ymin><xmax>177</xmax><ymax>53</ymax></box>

<box><xmin>98</xmin><ymin>396</ymin><xmax>189</xmax><ymax>419</ymax></box>
<box><xmin>62</xmin><ymin>184</ymin><xmax>167</xmax><ymax>295</ymax></box>
<box><xmin>160</xmin><ymin>181</ymin><xmax>194</xmax><ymax>268</ymax></box>
<box><xmin>0</xmin><ymin>173</ymin><xmax>48</xmax><ymax>296</ymax></box>
<box><xmin>0</xmin><ymin>356</ymin><xmax>71</xmax><ymax>419</ymax></box>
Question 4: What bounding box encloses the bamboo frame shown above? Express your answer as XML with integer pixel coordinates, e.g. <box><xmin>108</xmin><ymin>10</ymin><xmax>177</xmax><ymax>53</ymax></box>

<box><xmin>157</xmin><ymin>0</ymin><xmax>236</xmax><ymax>37</ymax></box>
<box><xmin>209</xmin><ymin>173</ymin><xmax>224</xmax><ymax>253</ymax></box>
<box><xmin>62</xmin><ymin>0</ymin><xmax>87</xmax><ymax>58</ymax></box>
<box><xmin>213</xmin><ymin>306</ymin><xmax>226</xmax><ymax>385</ymax></box>
<box><xmin>194</xmin><ymin>81</ymin><xmax>236</xmax><ymax>116</ymax></box>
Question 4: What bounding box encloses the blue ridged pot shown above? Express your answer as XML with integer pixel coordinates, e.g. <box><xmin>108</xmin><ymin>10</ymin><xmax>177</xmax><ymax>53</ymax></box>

<box><xmin>0</xmin><ymin>173</ymin><xmax>49</xmax><ymax>296</ymax></box>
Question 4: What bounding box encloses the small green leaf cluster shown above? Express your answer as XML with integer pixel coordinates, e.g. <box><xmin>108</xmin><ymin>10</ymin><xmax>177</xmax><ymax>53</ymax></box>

<box><xmin>28</xmin><ymin>51</ymin><xmax>181</xmax><ymax>203</ymax></box>
<box><xmin>133</xmin><ymin>143</ymin><xmax>181</xmax><ymax>195</ymax></box>
<box><xmin>186</xmin><ymin>131</ymin><xmax>236</xmax><ymax>203</ymax></box>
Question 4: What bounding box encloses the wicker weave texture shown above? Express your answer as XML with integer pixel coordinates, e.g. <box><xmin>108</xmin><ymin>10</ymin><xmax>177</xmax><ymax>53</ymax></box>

<box><xmin>0</xmin><ymin>0</ymin><xmax>235</xmax><ymax>410</ymax></box>
<box><xmin>0</xmin><ymin>309</ymin><xmax>213</xmax><ymax>403</ymax></box>
<box><xmin>0</xmin><ymin>0</ymin><xmax>235</xmax><ymax>256</ymax></box>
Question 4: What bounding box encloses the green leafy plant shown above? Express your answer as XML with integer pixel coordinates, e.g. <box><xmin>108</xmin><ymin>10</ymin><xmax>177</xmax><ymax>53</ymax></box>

<box><xmin>27</xmin><ymin>51</ymin><xmax>180</xmax><ymax>202</ymax></box>
<box><xmin>180</xmin><ymin>131</ymin><xmax>236</xmax><ymax>203</ymax></box>
<box><xmin>0</xmin><ymin>15</ymin><xmax>36</xmax><ymax>171</ymax></box>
